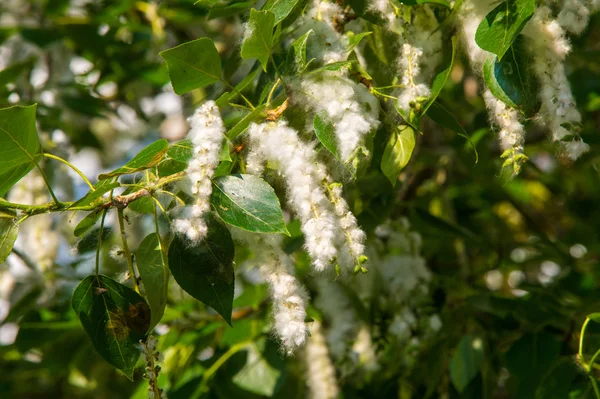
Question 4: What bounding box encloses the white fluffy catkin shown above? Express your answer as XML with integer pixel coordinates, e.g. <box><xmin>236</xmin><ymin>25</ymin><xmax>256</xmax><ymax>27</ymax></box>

<box><xmin>294</xmin><ymin>75</ymin><xmax>379</xmax><ymax>162</ymax></box>
<box><xmin>315</xmin><ymin>279</ymin><xmax>358</xmax><ymax>360</ymax></box>
<box><xmin>522</xmin><ymin>6</ymin><xmax>590</xmax><ymax>160</ymax></box>
<box><xmin>293</xmin><ymin>0</ymin><xmax>348</xmax><ymax>64</ymax></box>
<box><xmin>313</xmin><ymin>163</ymin><xmax>366</xmax><ymax>271</ymax></box>
<box><xmin>232</xmin><ymin>230</ymin><xmax>309</xmax><ymax>354</ymax></box>
<box><xmin>397</xmin><ymin>6</ymin><xmax>443</xmax><ymax>111</ymax></box>
<box><xmin>557</xmin><ymin>0</ymin><xmax>591</xmax><ymax>34</ymax></box>
<box><xmin>247</xmin><ymin>121</ymin><xmax>339</xmax><ymax>272</ymax></box>
<box><xmin>305</xmin><ymin>321</ymin><xmax>340</xmax><ymax>399</ymax></box>
<box><xmin>458</xmin><ymin>0</ymin><xmax>528</xmax><ymax>165</ymax></box>
<box><xmin>172</xmin><ymin>101</ymin><xmax>224</xmax><ymax>242</ymax></box>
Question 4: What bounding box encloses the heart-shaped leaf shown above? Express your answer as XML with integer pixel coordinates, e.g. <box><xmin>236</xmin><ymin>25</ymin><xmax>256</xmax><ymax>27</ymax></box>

<box><xmin>160</xmin><ymin>38</ymin><xmax>222</xmax><ymax>95</ymax></box>
<box><xmin>0</xmin><ymin>104</ymin><xmax>42</xmax><ymax>197</ymax></box>
<box><xmin>241</xmin><ymin>9</ymin><xmax>275</xmax><ymax>72</ymax></box>
<box><xmin>168</xmin><ymin>217</ymin><xmax>235</xmax><ymax>325</ymax></box>
<box><xmin>72</xmin><ymin>275</ymin><xmax>150</xmax><ymax>379</ymax></box>
<box><xmin>211</xmin><ymin>174</ymin><xmax>289</xmax><ymax>235</ymax></box>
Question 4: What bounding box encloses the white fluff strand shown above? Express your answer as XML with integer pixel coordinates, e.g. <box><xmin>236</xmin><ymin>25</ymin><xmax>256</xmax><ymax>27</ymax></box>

<box><xmin>172</xmin><ymin>101</ymin><xmax>225</xmax><ymax>242</ymax></box>
<box><xmin>248</xmin><ymin>121</ymin><xmax>339</xmax><ymax>272</ymax></box>
<box><xmin>294</xmin><ymin>75</ymin><xmax>379</xmax><ymax>162</ymax></box>
<box><xmin>458</xmin><ymin>0</ymin><xmax>528</xmax><ymax>173</ymax></box>
<box><xmin>232</xmin><ymin>230</ymin><xmax>309</xmax><ymax>354</ymax></box>
<box><xmin>523</xmin><ymin>6</ymin><xmax>590</xmax><ymax>160</ymax></box>
<box><xmin>305</xmin><ymin>321</ymin><xmax>340</xmax><ymax>399</ymax></box>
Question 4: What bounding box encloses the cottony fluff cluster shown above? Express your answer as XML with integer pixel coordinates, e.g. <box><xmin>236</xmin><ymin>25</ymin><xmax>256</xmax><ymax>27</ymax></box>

<box><xmin>293</xmin><ymin>0</ymin><xmax>348</xmax><ymax>64</ymax></box>
<box><xmin>557</xmin><ymin>0</ymin><xmax>593</xmax><ymax>34</ymax></box>
<box><xmin>369</xmin><ymin>2</ymin><xmax>442</xmax><ymax>112</ymax></box>
<box><xmin>397</xmin><ymin>6</ymin><xmax>442</xmax><ymax>111</ymax></box>
<box><xmin>523</xmin><ymin>6</ymin><xmax>590</xmax><ymax>160</ymax></box>
<box><xmin>172</xmin><ymin>101</ymin><xmax>224</xmax><ymax>242</ymax></box>
<box><xmin>458</xmin><ymin>0</ymin><xmax>528</xmax><ymax>171</ymax></box>
<box><xmin>248</xmin><ymin>121</ymin><xmax>366</xmax><ymax>273</ymax></box>
<box><xmin>315</xmin><ymin>280</ymin><xmax>358</xmax><ymax>360</ymax></box>
<box><xmin>294</xmin><ymin>75</ymin><xmax>379</xmax><ymax>162</ymax></box>
<box><xmin>305</xmin><ymin>321</ymin><xmax>340</xmax><ymax>399</ymax></box>
<box><xmin>233</xmin><ymin>230</ymin><xmax>309</xmax><ymax>354</ymax></box>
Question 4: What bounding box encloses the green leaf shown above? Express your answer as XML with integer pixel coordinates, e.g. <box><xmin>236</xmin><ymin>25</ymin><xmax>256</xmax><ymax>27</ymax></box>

<box><xmin>157</xmin><ymin>139</ymin><xmax>194</xmax><ymax>177</ymax></box>
<box><xmin>482</xmin><ymin>37</ymin><xmax>539</xmax><ymax>115</ymax></box>
<box><xmin>69</xmin><ymin>179</ymin><xmax>119</xmax><ymax>209</ymax></box>
<box><xmin>168</xmin><ymin>217</ymin><xmax>235</xmax><ymax>325</ymax></box>
<box><xmin>506</xmin><ymin>333</ymin><xmax>561</xmax><ymax>399</ymax></box>
<box><xmin>0</xmin><ymin>57</ymin><xmax>36</xmax><ymax>86</ymax></box>
<box><xmin>475</xmin><ymin>0</ymin><xmax>535</xmax><ymax>59</ymax></box>
<box><xmin>290</xmin><ymin>29</ymin><xmax>313</xmax><ymax>73</ymax></box>
<box><xmin>0</xmin><ymin>105</ymin><xmax>42</xmax><ymax>196</ymax></box>
<box><xmin>380</xmin><ymin>125</ymin><xmax>415</xmax><ymax>186</ymax></box>
<box><xmin>401</xmin><ymin>0</ymin><xmax>450</xmax><ymax>6</ymax></box>
<box><xmin>421</xmin><ymin>35</ymin><xmax>456</xmax><ymax>115</ymax></box>
<box><xmin>241</xmin><ymin>9</ymin><xmax>275</xmax><ymax>72</ymax></box>
<box><xmin>211</xmin><ymin>174</ymin><xmax>289</xmax><ymax>235</ymax></box>
<box><xmin>72</xmin><ymin>275</ymin><xmax>150</xmax><ymax>379</ymax></box>
<box><xmin>74</xmin><ymin>211</ymin><xmax>102</xmax><ymax>237</ymax></box>
<box><xmin>426</xmin><ymin>102</ymin><xmax>478</xmax><ymax>163</ymax></box>
<box><xmin>226</xmin><ymin>104</ymin><xmax>267</xmax><ymax>140</ymax></box>
<box><xmin>232</xmin><ymin>339</ymin><xmax>283</xmax><ymax>396</ymax></box>
<box><xmin>307</xmin><ymin>60</ymin><xmax>355</xmax><ymax>75</ymax></box>
<box><xmin>216</xmin><ymin>68</ymin><xmax>260</xmax><ymax>108</ymax></box>
<box><xmin>0</xmin><ymin>218</ymin><xmax>19</xmax><ymax>264</ymax></box>
<box><xmin>76</xmin><ymin>227</ymin><xmax>112</xmax><ymax>254</ymax></box>
<box><xmin>314</xmin><ymin>113</ymin><xmax>341</xmax><ymax>160</ymax></box>
<box><xmin>449</xmin><ymin>335</ymin><xmax>484</xmax><ymax>393</ymax></box>
<box><xmin>137</xmin><ymin>233</ymin><xmax>169</xmax><ymax>330</ymax></box>
<box><xmin>98</xmin><ymin>140</ymin><xmax>169</xmax><ymax>179</ymax></box>
<box><xmin>160</xmin><ymin>38</ymin><xmax>222</xmax><ymax>95</ymax></box>
<box><xmin>346</xmin><ymin>31</ymin><xmax>372</xmax><ymax>53</ymax></box>
<box><xmin>588</xmin><ymin>312</ymin><xmax>600</xmax><ymax>323</ymax></box>
<box><xmin>261</xmin><ymin>0</ymin><xmax>301</xmax><ymax>24</ymax></box>
<box><xmin>0</xmin><ymin>162</ymin><xmax>37</xmax><ymax>198</ymax></box>
<box><xmin>535</xmin><ymin>357</ymin><xmax>579</xmax><ymax>399</ymax></box>
<box><xmin>208</xmin><ymin>1</ymin><xmax>254</xmax><ymax>19</ymax></box>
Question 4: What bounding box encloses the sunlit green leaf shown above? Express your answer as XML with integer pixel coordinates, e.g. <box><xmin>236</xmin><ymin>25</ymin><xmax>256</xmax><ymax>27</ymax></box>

<box><xmin>69</xmin><ymin>179</ymin><xmax>119</xmax><ymax>209</ymax></box>
<box><xmin>475</xmin><ymin>0</ymin><xmax>535</xmax><ymax>59</ymax></box>
<box><xmin>0</xmin><ymin>217</ymin><xmax>18</xmax><ymax>264</ymax></box>
<box><xmin>313</xmin><ymin>113</ymin><xmax>341</xmax><ymax>160</ymax></box>
<box><xmin>74</xmin><ymin>211</ymin><xmax>102</xmax><ymax>237</ymax></box>
<box><xmin>241</xmin><ymin>9</ymin><xmax>275</xmax><ymax>72</ymax></box>
<box><xmin>0</xmin><ymin>105</ymin><xmax>42</xmax><ymax>197</ymax></box>
<box><xmin>160</xmin><ymin>38</ymin><xmax>222</xmax><ymax>95</ymax></box>
<box><xmin>98</xmin><ymin>140</ymin><xmax>169</xmax><ymax>179</ymax></box>
<box><xmin>261</xmin><ymin>0</ymin><xmax>301</xmax><ymax>24</ymax></box>
<box><xmin>380</xmin><ymin>125</ymin><xmax>415</xmax><ymax>186</ymax></box>
<box><xmin>211</xmin><ymin>174</ymin><xmax>289</xmax><ymax>235</ymax></box>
